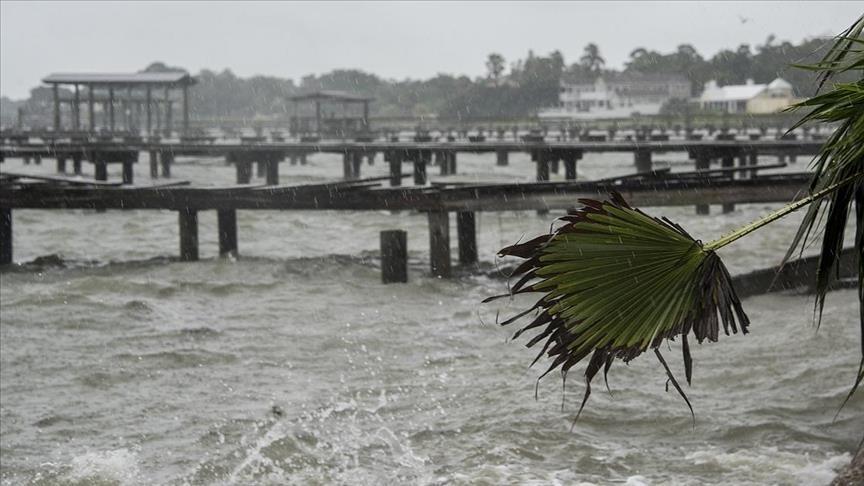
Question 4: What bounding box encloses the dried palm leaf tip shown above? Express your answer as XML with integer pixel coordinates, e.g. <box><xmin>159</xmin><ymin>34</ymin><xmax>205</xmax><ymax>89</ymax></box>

<box><xmin>485</xmin><ymin>192</ymin><xmax>750</xmax><ymax>422</ymax></box>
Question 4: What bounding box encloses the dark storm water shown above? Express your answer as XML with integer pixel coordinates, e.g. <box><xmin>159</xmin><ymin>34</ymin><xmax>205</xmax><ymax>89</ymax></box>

<box><xmin>0</xmin><ymin>149</ymin><xmax>861</xmax><ymax>485</ymax></box>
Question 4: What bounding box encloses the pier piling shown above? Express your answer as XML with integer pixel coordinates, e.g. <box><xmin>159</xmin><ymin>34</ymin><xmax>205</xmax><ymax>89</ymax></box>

<box><xmin>456</xmin><ymin>211</ymin><xmax>477</xmax><ymax>266</ymax></box>
<box><xmin>0</xmin><ymin>208</ymin><xmax>10</xmax><ymax>265</ymax></box>
<box><xmin>380</xmin><ymin>230</ymin><xmax>408</xmax><ymax>283</ymax></box>
<box><xmin>217</xmin><ymin>209</ymin><xmax>238</xmax><ymax>257</ymax></box>
<box><xmin>178</xmin><ymin>209</ymin><xmax>199</xmax><ymax>261</ymax></box>
<box><xmin>428</xmin><ymin>210</ymin><xmax>451</xmax><ymax>278</ymax></box>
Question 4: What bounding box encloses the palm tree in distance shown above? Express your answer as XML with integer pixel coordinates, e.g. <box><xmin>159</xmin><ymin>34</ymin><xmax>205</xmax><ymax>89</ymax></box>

<box><xmin>580</xmin><ymin>43</ymin><xmax>606</xmax><ymax>74</ymax></box>
<box><xmin>489</xmin><ymin>17</ymin><xmax>863</xmax><ymax>419</ymax></box>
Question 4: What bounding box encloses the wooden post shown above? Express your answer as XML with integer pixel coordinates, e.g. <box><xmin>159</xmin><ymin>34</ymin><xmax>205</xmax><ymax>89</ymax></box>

<box><xmin>236</xmin><ymin>157</ymin><xmax>252</xmax><ymax>184</ymax></box>
<box><xmin>721</xmin><ymin>154</ymin><xmax>735</xmax><ymax>213</ymax></box>
<box><xmin>56</xmin><ymin>156</ymin><xmax>67</xmax><ymax>173</ymax></box>
<box><xmin>182</xmin><ymin>84</ymin><xmax>190</xmax><ymax>135</ymax></box>
<box><xmin>256</xmin><ymin>159</ymin><xmax>266</xmax><ymax>177</ymax></box>
<box><xmin>265</xmin><ymin>155</ymin><xmax>280</xmax><ymax>185</ymax></box>
<box><xmin>456</xmin><ymin>211</ymin><xmax>478</xmax><ymax>266</ymax></box>
<box><xmin>299</xmin><ymin>153</ymin><xmax>307</xmax><ymax>165</ymax></box>
<box><xmin>748</xmin><ymin>150</ymin><xmax>758</xmax><ymax>179</ymax></box>
<box><xmin>428</xmin><ymin>210</ymin><xmax>451</xmax><ymax>278</ymax></box>
<box><xmin>389</xmin><ymin>151</ymin><xmax>402</xmax><ymax>187</ymax></box>
<box><xmin>165</xmin><ymin>100</ymin><xmax>173</xmax><ymax>137</ymax></box>
<box><xmin>342</xmin><ymin>152</ymin><xmax>353</xmax><ymax>180</ymax></box>
<box><xmin>72</xmin><ymin>154</ymin><xmax>83</xmax><ymax>175</ymax></box>
<box><xmin>496</xmin><ymin>149</ymin><xmax>509</xmax><ymax>166</ymax></box>
<box><xmin>73</xmin><ymin>84</ymin><xmax>81</xmax><ymax>132</ymax></box>
<box><xmin>108</xmin><ymin>88</ymin><xmax>115</xmax><ymax>132</ymax></box>
<box><xmin>178</xmin><ymin>209</ymin><xmax>199</xmax><ymax>261</ymax></box>
<box><xmin>413</xmin><ymin>150</ymin><xmax>428</xmax><ymax>185</ymax></box>
<box><xmin>380</xmin><ymin>230</ymin><xmax>407</xmax><ymax>283</ymax></box>
<box><xmin>122</xmin><ymin>158</ymin><xmax>135</xmax><ymax>185</ymax></box>
<box><xmin>0</xmin><ymin>208</ymin><xmax>11</xmax><ymax>265</ymax></box>
<box><xmin>52</xmin><ymin>84</ymin><xmax>60</xmax><ymax>132</ymax></box>
<box><xmin>149</xmin><ymin>150</ymin><xmax>159</xmax><ymax>178</ymax></box>
<box><xmin>94</xmin><ymin>161</ymin><xmax>108</xmax><ymax>181</ymax></box>
<box><xmin>695</xmin><ymin>152</ymin><xmax>710</xmax><ymax>215</ymax></box>
<box><xmin>535</xmin><ymin>151</ymin><xmax>550</xmax><ymax>182</ymax></box>
<box><xmin>33</xmin><ymin>155</ymin><xmax>42</xmax><ymax>166</ymax></box>
<box><xmin>437</xmin><ymin>151</ymin><xmax>449</xmax><ymax>175</ymax></box>
<box><xmin>161</xmin><ymin>151</ymin><xmax>173</xmax><ymax>178</ymax></box>
<box><xmin>146</xmin><ymin>87</ymin><xmax>153</xmax><ymax>136</ymax></box>
<box><xmin>217</xmin><ymin>209</ymin><xmax>238</xmax><ymax>257</ymax></box>
<box><xmin>87</xmin><ymin>85</ymin><xmax>95</xmax><ymax>132</ymax></box>
<box><xmin>635</xmin><ymin>148</ymin><xmax>652</xmax><ymax>173</ymax></box>
<box><xmin>315</xmin><ymin>100</ymin><xmax>321</xmax><ymax>137</ymax></box>
<box><xmin>564</xmin><ymin>154</ymin><xmax>578</xmax><ymax>180</ymax></box>
<box><xmin>447</xmin><ymin>152</ymin><xmax>457</xmax><ymax>174</ymax></box>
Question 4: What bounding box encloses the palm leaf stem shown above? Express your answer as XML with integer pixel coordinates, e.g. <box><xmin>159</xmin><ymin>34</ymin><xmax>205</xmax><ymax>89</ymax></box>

<box><xmin>703</xmin><ymin>173</ymin><xmax>862</xmax><ymax>252</ymax></box>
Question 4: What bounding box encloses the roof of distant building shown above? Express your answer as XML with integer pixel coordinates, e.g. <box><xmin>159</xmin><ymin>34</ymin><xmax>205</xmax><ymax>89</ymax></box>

<box><xmin>43</xmin><ymin>72</ymin><xmax>195</xmax><ymax>86</ymax></box>
<box><xmin>287</xmin><ymin>90</ymin><xmax>374</xmax><ymax>102</ymax></box>
<box><xmin>700</xmin><ymin>77</ymin><xmax>792</xmax><ymax>102</ymax></box>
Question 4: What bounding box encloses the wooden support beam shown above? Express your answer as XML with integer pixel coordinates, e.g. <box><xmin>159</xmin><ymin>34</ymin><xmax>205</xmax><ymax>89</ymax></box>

<box><xmin>352</xmin><ymin>151</ymin><xmax>363</xmax><ymax>179</ymax></box>
<box><xmin>0</xmin><ymin>208</ymin><xmax>10</xmax><ymax>265</ymax></box>
<box><xmin>564</xmin><ymin>156</ymin><xmax>578</xmax><ymax>180</ymax></box>
<box><xmin>108</xmin><ymin>88</ymin><xmax>115</xmax><ymax>132</ymax></box>
<box><xmin>721</xmin><ymin>155</ymin><xmax>735</xmax><ymax>213</ymax></box>
<box><xmin>56</xmin><ymin>156</ymin><xmax>67</xmax><ymax>174</ymax></box>
<box><xmin>380</xmin><ymin>230</ymin><xmax>407</xmax><ymax>283</ymax></box>
<box><xmin>748</xmin><ymin>151</ymin><xmax>759</xmax><ymax>179</ymax></box>
<box><xmin>52</xmin><ymin>84</ymin><xmax>60</xmax><ymax>132</ymax></box>
<box><xmin>72</xmin><ymin>154</ymin><xmax>83</xmax><ymax>175</ymax></box>
<box><xmin>178</xmin><ymin>209</ymin><xmax>199</xmax><ymax>261</ymax></box>
<box><xmin>389</xmin><ymin>151</ymin><xmax>402</xmax><ymax>187</ymax></box>
<box><xmin>635</xmin><ymin>148</ymin><xmax>652</xmax><ymax>173</ymax></box>
<box><xmin>217</xmin><ymin>209</ymin><xmax>238</xmax><ymax>257</ymax></box>
<box><xmin>695</xmin><ymin>153</ymin><xmax>711</xmax><ymax>215</ymax></box>
<box><xmin>456</xmin><ymin>211</ymin><xmax>477</xmax><ymax>266</ymax></box>
<box><xmin>437</xmin><ymin>151</ymin><xmax>450</xmax><ymax>175</ymax></box>
<box><xmin>72</xmin><ymin>84</ymin><xmax>81</xmax><ymax>132</ymax></box>
<box><xmin>149</xmin><ymin>151</ymin><xmax>159</xmax><ymax>178</ymax></box>
<box><xmin>496</xmin><ymin>149</ymin><xmax>509</xmax><ymax>166</ymax></box>
<box><xmin>265</xmin><ymin>156</ymin><xmax>280</xmax><ymax>185</ymax></box>
<box><xmin>447</xmin><ymin>152</ymin><xmax>457</xmax><ymax>175</ymax></box>
<box><xmin>413</xmin><ymin>150</ymin><xmax>429</xmax><ymax>185</ymax></box>
<box><xmin>535</xmin><ymin>151</ymin><xmax>550</xmax><ymax>182</ymax></box>
<box><xmin>236</xmin><ymin>158</ymin><xmax>252</xmax><ymax>184</ymax></box>
<box><xmin>182</xmin><ymin>85</ymin><xmax>190</xmax><ymax>135</ymax></box>
<box><xmin>342</xmin><ymin>152</ymin><xmax>353</xmax><ymax>180</ymax></box>
<box><xmin>87</xmin><ymin>85</ymin><xmax>95</xmax><ymax>132</ymax></box>
<box><xmin>160</xmin><ymin>152</ymin><xmax>173</xmax><ymax>178</ymax></box>
<box><xmin>256</xmin><ymin>159</ymin><xmax>266</xmax><ymax>178</ymax></box>
<box><xmin>145</xmin><ymin>87</ymin><xmax>152</xmax><ymax>136</ymax></box>
<box><xmin>33</xmin><ymin>155</ymin><xmax>42</xmax><ymax>166</ymax></box>
<box><xmin>122</xmin><ymin>159</ymin><xmax>135</xmax><ymax>185</ymax></box>
<box><xmin>94</xmin><ymin>161</ymin><xmax>108</xmax><ymax>182</ymax></box>
<box><xmin>428</xmin><ymin>210</ymin><xmax>451</xmax><ymax>278</ymax></box>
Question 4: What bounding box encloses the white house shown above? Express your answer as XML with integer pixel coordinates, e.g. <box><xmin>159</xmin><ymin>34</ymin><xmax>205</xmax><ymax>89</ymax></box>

<box><xmin>698</xmin><ymin>78</ymin><xmax>798</xmax><ymax>114</ymax></box>
<box><xmin>539</xmin><ymin>73</ymin><xmax>691</xmax><ymax>120</ymax></box>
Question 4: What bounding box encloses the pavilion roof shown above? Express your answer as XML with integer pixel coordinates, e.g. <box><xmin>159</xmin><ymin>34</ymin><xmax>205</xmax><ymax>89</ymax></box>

<box><xmin>287</xmin><ymin>90</ymin><xmax>373</xmax><ymax>102</ymax></box>
<box><xmin>42</xmin><ymin>72</ymin><xmax>196</xmax><ymax>87</ymax></box>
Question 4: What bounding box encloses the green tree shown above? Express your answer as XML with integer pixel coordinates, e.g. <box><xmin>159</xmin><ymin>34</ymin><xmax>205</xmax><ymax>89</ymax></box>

<box><xmin>486</xmin><ymin>53</ymin><xmax>506</xmax><ymax>86</ymax></box>
<box><xmin>580</xmin><ymin>43</ymin><xmax>605</xmax><ymax>73</ymax></box>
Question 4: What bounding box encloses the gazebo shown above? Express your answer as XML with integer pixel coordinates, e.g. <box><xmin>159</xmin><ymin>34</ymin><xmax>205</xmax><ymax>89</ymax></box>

<box><xmin>42</xmin><ymin>72</ymin><xmax>196</xmax><ymax>136</ymax></box>
<box><xmin>287</xmin><ymin>90</ymin><xmax>373</xmax><ymax>139</ymax></box>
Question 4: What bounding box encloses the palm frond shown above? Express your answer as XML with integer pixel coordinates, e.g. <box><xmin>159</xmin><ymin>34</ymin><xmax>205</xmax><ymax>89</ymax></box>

<box><xmin>485</xmin><ymin>193</ymin><xmax>748</xmax><ymax>420</ymax></box>
<box><xmin>784</xmin><ymin>15</ymin><xmax>864</xmax><ymax>404</ymax></box>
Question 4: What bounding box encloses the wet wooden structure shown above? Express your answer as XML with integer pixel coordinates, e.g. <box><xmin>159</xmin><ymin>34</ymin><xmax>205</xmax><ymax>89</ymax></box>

<box><xmin>288</xmin><ymin>90</ymin><xmax>374</xmax><ymax>140</ymax></box>
<box><xmin>0</xmin><ymin>169</ymin><xmax>812</xmax><ymax>279</ymax></box>
<box><xmin>42</xmin><ymin>72</ymin><xmax>196</xmax><ymax>136</ymax></box>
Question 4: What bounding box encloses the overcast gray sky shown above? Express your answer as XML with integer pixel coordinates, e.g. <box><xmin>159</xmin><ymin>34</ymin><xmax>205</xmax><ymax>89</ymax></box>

<box><xmin>1</xmin><ymin>1</ymin><xmax>860</xmax><ymax>98</ymax></box>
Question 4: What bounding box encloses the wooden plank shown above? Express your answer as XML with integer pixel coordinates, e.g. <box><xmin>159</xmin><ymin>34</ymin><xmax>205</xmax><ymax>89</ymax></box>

<box><xmin>0</xmin><ymin>171</ymin><xmax>123</xmax><ymax>186</ymax></box>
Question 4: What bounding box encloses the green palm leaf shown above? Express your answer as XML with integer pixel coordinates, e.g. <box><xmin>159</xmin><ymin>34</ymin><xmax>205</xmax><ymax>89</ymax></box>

<box><xmin>486</xmin><ymin>192</ymin><xmax>748</xmax><ymax>421</ymax></box>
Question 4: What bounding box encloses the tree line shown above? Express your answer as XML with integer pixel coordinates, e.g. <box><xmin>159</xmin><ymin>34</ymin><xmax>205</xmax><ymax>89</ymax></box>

<box><xmin>1</xmin><ymin>34</ymin><xmax>843</xmax><ymax>126</ymax></box>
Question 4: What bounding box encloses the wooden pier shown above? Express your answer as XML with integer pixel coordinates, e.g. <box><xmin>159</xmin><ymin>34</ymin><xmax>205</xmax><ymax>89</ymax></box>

<box><xmin>0</xmin><ymin>169</ymin><xmax>812</xmax><ymax>278</ymax></box>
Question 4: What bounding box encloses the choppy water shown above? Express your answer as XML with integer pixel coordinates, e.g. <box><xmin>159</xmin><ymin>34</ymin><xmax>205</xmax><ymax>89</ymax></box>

<box><xmin>1</xmin><ymin>149</ymin><xmax>861</xmax><ymax>485</ymax></box>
